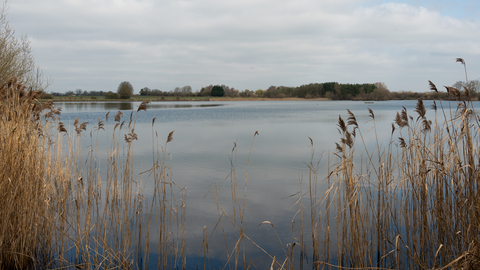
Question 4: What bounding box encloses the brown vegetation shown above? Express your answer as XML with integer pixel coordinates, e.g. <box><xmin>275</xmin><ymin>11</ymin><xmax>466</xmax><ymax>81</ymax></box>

<box><xmin>303</xmin><ymin>62</ymin><xmax>480</xmax><ymax>269</ymax></box>
<box><xmin>0</xmin><ymin>76</ymin><xmax>185</xmax><ymax>269</ymax></box>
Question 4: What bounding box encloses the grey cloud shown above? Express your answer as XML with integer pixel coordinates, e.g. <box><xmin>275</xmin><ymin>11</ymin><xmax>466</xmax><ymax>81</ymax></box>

<box><xmin>6</xmin><ymin>0</ymin><xmax>480</xmax><ymax>93</ymax></box>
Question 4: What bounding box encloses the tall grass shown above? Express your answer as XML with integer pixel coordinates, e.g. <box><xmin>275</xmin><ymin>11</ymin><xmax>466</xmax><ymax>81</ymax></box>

<box><xmin>0</xmin><ymin>76</ymin><xmax>49</xmax><ymax>268</ymax></box>
<box><xmin>0</xmin><ymin>76</ymin><xmax>185</xmax><ymax>269</ymax></box>
<box><xmin>305</xmin><ymin>63</ymin><xmax>480</xmax><ymax>269</ymax></box>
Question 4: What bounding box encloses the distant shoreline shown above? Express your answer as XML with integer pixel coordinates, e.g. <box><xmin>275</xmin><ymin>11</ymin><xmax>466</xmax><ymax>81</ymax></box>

<box><xmin>43</xmin><ymin>96</ymin><xmax>331</xmax><ymax>102</ymax></box>
<box><xmin>208</xmin><ymin>97</ymin><xmax>330</xmax><ymax>101</ymax></box>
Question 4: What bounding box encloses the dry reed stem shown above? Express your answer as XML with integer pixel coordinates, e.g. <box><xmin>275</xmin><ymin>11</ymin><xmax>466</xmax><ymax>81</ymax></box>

<box><xmin>1</xmin><ymin>77</ymin><xmax>185</xmax><ymax>269</ymax></box>
<box><xmin>313</xmin><ymin>80</ymin><xmax>480</xmax><ymax>270</ymax></box>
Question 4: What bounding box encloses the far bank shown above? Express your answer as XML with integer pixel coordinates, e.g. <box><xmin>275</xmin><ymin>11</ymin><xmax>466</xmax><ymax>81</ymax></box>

<box><xmin>42</xmin><ymin>96</ymin><xmax>330</xmax><ymax>102</ymax></box>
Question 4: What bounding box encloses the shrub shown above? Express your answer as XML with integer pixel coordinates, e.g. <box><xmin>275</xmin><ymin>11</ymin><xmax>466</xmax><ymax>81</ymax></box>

<box><xmin>255</xmin><ymin>89</ymin><xmax>265</xmax><ymax>97</ymax></box>
<box><xmin>104</xmin><ymin>91</ymin><xmax>120</xmax><ymax>99</ymax></box>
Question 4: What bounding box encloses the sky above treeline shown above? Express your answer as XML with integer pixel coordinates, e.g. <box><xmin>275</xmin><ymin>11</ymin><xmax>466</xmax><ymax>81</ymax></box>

<box><xmin>7</xmin><ymin>0</ymin><xmax>480</xmax><ymax>94</ymax></box>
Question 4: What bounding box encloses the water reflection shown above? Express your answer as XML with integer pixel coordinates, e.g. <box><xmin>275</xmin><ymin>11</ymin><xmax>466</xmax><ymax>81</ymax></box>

<box><xmin>53</xmin><ymin>101</ymin><xmax>133</xmax><ymax>111</ymax></box>
<box><xmin>54</xmin><ymin>101</ymin><xmax>224</xmax><ymax>113</ymax></box>
<box><xmin>148</xmin><ymin>103</ymin><xmax>223</xmax><ymax>109</ymax></box>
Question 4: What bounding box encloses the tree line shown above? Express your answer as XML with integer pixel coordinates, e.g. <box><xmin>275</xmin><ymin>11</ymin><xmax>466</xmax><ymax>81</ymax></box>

<box><xmin>138</xmin><ymin>82</ymin><xmax>384</xmax><ymax>100</ymax></box>
<box><xmin>134</xmin><ymin>80</ymin><xmax>480</xmax><ymax>100</ymax></box>
<box><xmin>47</xmin><ymin>79</ymin><xmax>480</xmax><ymax>101</ymax></box>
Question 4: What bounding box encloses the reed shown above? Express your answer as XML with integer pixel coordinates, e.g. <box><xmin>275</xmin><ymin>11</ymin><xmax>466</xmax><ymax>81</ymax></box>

<box><xmin>306</xmin><ymin>59</ymin><xmax>480</xmax><ymax>269</ymax></box>
<box><xmin>0</xmin><ymin>76</ymin><xmax>185</xmax><ymax>269</ymax></box>
<box><xmin>0</xmin><ymin>76</ymin><xmax>49</xmax><ymax>269</ymax></box>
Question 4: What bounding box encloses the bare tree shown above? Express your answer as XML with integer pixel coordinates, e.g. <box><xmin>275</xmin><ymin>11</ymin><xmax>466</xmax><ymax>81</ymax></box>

<box><xmin>200</xmin><ymin>85</ymin><xmax>213</xmax><ymax>96</ymax></box>
<box><xmin>453</xmin><ymin>79</ymin><xmax>480</xmax><ymax>98</ymax></box>
<box><xmin>370</xmin><ymin>82</ymin><xmax>390</xmax><ymax>100</ymax></box>
<box><xmin>180</xmin><ymin>85</ymin><xmax>192</xmax><ymax>94</ymax></box>
<box><xmin>0</xmin><ymin>3</ymin><xmax>48</xmax><ymax>89</ymax></box>
<box><xmin>222</xmin><ymin>85</ymin><xmax>239</xmax><ymax>97</ymax></box>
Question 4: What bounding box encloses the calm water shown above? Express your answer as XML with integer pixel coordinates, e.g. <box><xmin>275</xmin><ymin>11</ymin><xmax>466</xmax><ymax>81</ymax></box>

<box><xmin>56</xmin><ymin>99</ymin><xmax>461</xmax><ymax>269</ymax></box>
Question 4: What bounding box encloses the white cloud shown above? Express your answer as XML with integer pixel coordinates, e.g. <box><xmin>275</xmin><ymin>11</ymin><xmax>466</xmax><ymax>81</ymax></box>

<box><xmin>6</xmin><ymin>0</ymin><xmax>480</xmax><ymax>92</ymax></box>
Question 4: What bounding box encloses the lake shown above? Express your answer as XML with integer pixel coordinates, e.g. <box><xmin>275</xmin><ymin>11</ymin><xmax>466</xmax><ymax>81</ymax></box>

<box><xmin>55</xmin><ymin>99</ymin><xmax>453</xmax><ymax>269</ymax></box>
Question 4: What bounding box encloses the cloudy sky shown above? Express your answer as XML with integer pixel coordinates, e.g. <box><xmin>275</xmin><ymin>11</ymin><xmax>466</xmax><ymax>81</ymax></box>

<box><xmin>6</xmin><ymin>0</ymin><xmax>480</xmax><ymax>93</ymax></box>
